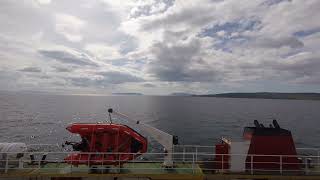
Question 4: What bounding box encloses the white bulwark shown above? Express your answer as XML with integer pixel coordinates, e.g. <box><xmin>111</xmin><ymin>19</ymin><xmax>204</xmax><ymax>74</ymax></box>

<box><xmin>229</xmin><ymin>141</ymin><xmax>250</xmax><ymax>172</ymax></box>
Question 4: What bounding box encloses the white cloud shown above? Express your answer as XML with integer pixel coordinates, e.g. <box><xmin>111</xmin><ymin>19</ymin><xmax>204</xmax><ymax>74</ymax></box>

<box><xmin>38</xmin><ymin>46</ymin><xmax>99</xmax><ymax>66</ymax></box>
<box><xmin>55</xmin><ymin>13</ymin><xmax>85</xmax><ymax>42</ymax></box>
<box><xmin>259</xmin><ymin>0</ymin><xmax>320</xmax><ymax>37</ymax></box>
<box><xmin>34</xmin><ymin>0</ymin><xmax>51</xmax><ymax>5</ymax></box>
<box><xmin>85</xmin><ymin>43</ymin><xmax>122</xmax><ymax>60</ymax></box>
<box><xmin>216</xmin><ymin>31</ymin><xmax>226</xmax><ymax>37</ymax></box>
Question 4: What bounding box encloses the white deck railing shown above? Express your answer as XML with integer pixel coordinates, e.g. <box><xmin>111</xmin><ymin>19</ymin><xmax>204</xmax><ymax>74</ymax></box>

<box><xmin>0</xmin><ymin>150</ymin><xmax>319</xmax><ymax>175</ymax></box>
<box><xmin>174</xmin><ymin>145</ymin><xmax>320</xmax><ymax>161</ymax></box>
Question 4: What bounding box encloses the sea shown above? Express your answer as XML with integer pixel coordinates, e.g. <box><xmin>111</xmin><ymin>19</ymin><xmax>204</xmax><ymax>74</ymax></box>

<box><xmin>1</xmin><ymin>91</ymin><xmax>320</xmax><ymax>152</ymax></box>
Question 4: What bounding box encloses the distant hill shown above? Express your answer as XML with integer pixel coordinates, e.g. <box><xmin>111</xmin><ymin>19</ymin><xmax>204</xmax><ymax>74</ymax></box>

<box><xmin>195</xmin><ymin>92</ymin><xmax>320</xmax><ymax>100</ymax></box>
<box><xmin>112</xmin><ymin>93</ymin><xmax>143</xmax><ymax>96</ymax></box>
<box><xmin>170</xmin><ymin>92</ymin><xmax>193</xmax><ymax>96</ymax></box>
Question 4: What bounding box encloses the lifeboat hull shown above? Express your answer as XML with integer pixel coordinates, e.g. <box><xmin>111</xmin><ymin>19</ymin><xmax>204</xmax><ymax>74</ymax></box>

<box><xmin>64</xmin><ymin>123</ymin><xmax>147</xmax><ymax>165</ymax></box>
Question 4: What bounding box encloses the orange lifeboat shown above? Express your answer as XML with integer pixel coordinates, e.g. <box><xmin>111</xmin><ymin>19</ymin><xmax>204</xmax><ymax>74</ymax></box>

<box><xmin>64</xmin><ymin>123</ymin><xmax>147</xmax><ymax>165</ymax></box>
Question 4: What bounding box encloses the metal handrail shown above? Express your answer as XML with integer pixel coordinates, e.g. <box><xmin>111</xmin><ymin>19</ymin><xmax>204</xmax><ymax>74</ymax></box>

<box><xmin>1</xmin><ymin>151</ymin><xmax>317</xmax><ymax>157</ymax></box>
<box><xmin>175</xmin><ymin>144</ymin><xmax>320</xmax><ymax>151</ymax></box>
<box><xmin>0</xmin><ymin>151</ymin><xmax>318</xmax><ymax>171</ymax></box>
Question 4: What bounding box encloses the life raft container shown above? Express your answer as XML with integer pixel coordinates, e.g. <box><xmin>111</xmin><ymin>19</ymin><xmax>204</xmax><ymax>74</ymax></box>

<box><xmin>64</xmin><ymin>123</ymin><xmax>147</xmax><ymax>165</ymax></box>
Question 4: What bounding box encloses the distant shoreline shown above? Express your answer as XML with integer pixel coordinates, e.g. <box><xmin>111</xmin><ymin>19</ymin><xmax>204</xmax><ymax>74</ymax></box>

<box><xmin>1</xmin><ymin>91</ymin><xmax>320</xmax><ymax>100</ymax></box>
<box><xmin>112</xmin><ymin>93</ymin><xmax>143</xmax><ymax>96</ymax></box>
<box><xmin>194</xmin><ymin>92</ymin><xmax>320</xmax><ymax>100</ymax></box>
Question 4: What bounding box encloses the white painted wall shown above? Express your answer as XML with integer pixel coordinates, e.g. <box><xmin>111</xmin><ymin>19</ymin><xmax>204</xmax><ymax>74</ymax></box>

<box><xmin>229</xmin><ymin>141</ymin><xmax>250</xmax><ymax>172</ymax></box>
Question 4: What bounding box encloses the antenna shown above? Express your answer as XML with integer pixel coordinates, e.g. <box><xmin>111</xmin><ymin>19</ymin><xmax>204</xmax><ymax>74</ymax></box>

<box><xmin>254</xmin><ymin>120</ymin><xmax>260</xmax><ymax>128</ymax></box>
<box><xmin>272</xmin><ymin>119</ymin><xmax>280</xmax><ymax>129</ymax></box>
<box><xmin>108</xmin><ymin>108</ymin><xmax>113</xmax><ymax>124</ymax></box>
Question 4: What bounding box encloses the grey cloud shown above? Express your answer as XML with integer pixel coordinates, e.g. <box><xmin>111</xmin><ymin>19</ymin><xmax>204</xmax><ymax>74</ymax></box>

<box><xmin>163</xmin><ymin>30</ymin><xmax>189</xmax><ymax>42</ymax></box>
<box><xmin>52</xmin><ymin>66</ymin><xmax>73</xmax><ymax>72</ymax></box>
<box><xmin>69</xmin><ymin>71</ymin><xmax>144</xmax><ymax>87</ymax></box>
<box><xmin>97</xmin><ymin>71</ymin><xmax>144</xmax><ymax>84</ymax></box>
<box><xmin>236</xmin><ymin>53</ymin><xmax>320</xmax><ymax>84</ymax></box>
<box><xmin>19</xmin><ymin>67</ymin><xmax>42</xmax><ymax>73</ymax></box>
<box><xmin>142</xmin><ymin>83</ymin><xmax>156</xmax><ymax>88</ymax></box>
<box><xmin>253</xmin><ymin>36</ymin><xmax>304</xmax><ymax>49</ymax></box>
<box><xmin>148</xmin><ymin>39</ymin><xmax>219</xmax><ymax>82</ymax></box>
<box><xmin>273</xmin><ymin>57</ymin><xmax>320</xmax><ymax>85</ymax></box>
<box><xmin>51</xmin><ymin>81</ymin><xmax>67</xmax><ymax>87</ymax></box>
<box><xmin>38</xmin><ymin>75</ymin><xmax>51</xmax><ymax>79</ymax></box>
<box><xmin>294</xmin><ymin>76</ymin><xmax>320</xmax><ymax>84</ymax></box>
<box><xmin>277</xmin><ymin>57</ymin><xmax>320</xmax><ymax>77</ymax></box>
<box><xmin>69</xmin><ymin>77</ymin><xmax>95</xmax><ymax>87</ymax></box>
<box><xmin>38</xmin><ymin>49</ymin><xmax>97</xmax><ymax>66</ymax></box>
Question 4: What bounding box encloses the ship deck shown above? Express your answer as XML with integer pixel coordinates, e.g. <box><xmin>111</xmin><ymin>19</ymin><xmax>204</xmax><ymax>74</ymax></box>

<box><xmin>2</xmin><ymin>162</ymin><xmax>320</xmax><ymax>180</ymax></box>
<box><xmin>1</xmin><ymin>162</ymin><xmax>204</xmax><ymax>180</ymax></box>
<box><xmin>2</xmin><ymin>146</ymin><xmax>320</xmax><ymax>180</ymax></box>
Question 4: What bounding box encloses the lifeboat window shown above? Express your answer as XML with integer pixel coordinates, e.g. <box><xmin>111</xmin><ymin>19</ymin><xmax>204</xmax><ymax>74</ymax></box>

<box><xmin>70</xmin><ymin>137</ymin><xmax>89</xmax><ymax>151</ymax></box>
<box><xmin>96</xmin><ymin>142</ymin><xmax>103</xmax><ymax>148</ymax></box>
<box><xmin>107</xmin><ymin>146</ymin><xmax>113</xmax><ymax>152</ymax></box>
<box><xmin>131</xmin><ymin>138</ymin><xmax>142</xmax><ymax>153</ymax></box>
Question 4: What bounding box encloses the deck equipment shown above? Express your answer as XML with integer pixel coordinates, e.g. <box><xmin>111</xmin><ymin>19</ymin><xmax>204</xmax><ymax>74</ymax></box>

<box><xmin>214</xmin><ymin>120</ymin><xmax>302</xmax><ymax>173</ymax></box>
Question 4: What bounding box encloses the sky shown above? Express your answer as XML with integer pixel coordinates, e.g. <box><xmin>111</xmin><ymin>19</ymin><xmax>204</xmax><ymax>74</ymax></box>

<box><xmin>0</xmin><ymin>0</ymin><xmax>320</xmax><ymax>95</ymax></box>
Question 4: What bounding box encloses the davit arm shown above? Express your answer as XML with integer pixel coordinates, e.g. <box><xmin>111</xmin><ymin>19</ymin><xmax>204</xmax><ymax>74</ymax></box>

<box><xmin>108</xmin><ymin>108</ymin><xmax>178</xmax><ymax>167</ymax></box>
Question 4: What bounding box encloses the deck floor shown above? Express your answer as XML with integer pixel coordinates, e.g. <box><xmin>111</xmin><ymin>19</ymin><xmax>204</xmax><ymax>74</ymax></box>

<box><xmin>2</xmin><ymin>163</ymin><xmax>320</xmax><ymax>180</ymax></box>
<box><xmin>1</xmin><ymin>162</ymin><xmax>203</xmax><ymax>177</ymax></box>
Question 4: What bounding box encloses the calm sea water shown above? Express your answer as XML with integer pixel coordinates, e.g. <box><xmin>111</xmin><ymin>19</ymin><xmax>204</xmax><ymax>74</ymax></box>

<box><xmin>0</xmin><ymin>92</ymin><xmax>320</xmax><ymax>150</ymax></box>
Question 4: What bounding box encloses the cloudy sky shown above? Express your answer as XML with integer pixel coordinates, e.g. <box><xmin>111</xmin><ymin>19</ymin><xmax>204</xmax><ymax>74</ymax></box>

<box><xmin>0</xmin><ymin>0</ymin><xmax>319</xmax><ymax>95</ymax></box>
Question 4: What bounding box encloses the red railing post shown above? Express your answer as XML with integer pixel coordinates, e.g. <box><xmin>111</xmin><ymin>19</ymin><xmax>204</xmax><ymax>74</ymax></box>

<box><xmin>222</xmin><ymin>154</ymin><xmax>224</xmax><ymax>173</ymax></box>
<box><xmin>251</xmin><ymin>155</ymin><xmax>253</xmax><ymax>175</ymax></box>
<box><xmin>280</xmin><ymin>155</ymin><xmax>282</xmax><ymax>175</ymax></box>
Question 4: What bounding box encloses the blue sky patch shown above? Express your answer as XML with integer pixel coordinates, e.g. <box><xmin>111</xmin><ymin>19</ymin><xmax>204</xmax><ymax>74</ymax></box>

<box><xmin>261</xmin><ymin>0</ymin><xmax>290</xmax><ymax>6</ymax></box>
<box><xmin>199</xmin><ymin>20</ymin><xmax>259</xmax><ymax>51</ymax></box>
<box><xmin>200</xmin><ymin>20</ymin><xmax>260</xmax><ymax>38</ymax></box>
<box><xmin>110</xmin><ymin>59</ymin><xmax>129</xmax><ymax>66</ymax></box>
<box><xmin>294</xmin><ymin>28</ymin><xmax>320</xmax><ymax>37</ymax></box>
